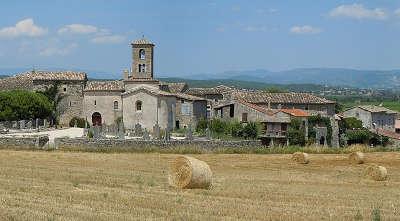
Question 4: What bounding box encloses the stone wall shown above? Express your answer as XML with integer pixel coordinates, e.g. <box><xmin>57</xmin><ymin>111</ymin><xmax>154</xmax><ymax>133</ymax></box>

<box><xmin>55</xmin><ymin>137</ymin><xmax>263</xmax><ymax>151</ymax></box>
<box><xmin>0</xmin><ymin>136</ymin><xmax>49</xmax><ymax>149</ymax></box>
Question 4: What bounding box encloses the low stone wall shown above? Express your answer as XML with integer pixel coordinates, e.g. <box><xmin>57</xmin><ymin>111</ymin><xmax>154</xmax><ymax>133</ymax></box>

<box><xmin>0</xmin><ymin>135</ymin><xmax>49</xmax><ymax>149</ymax></box>
<box><xmin>55</xmin><ymin>137</ymin><xmax>263</xmax><ymax>151</ymax></box>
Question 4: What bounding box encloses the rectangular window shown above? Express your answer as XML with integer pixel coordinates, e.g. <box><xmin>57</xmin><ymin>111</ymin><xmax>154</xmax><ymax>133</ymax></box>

<box><xmin>181</xmin><ymin>103</ymin><xmax>192</xmax><ymax>116</ymax></box>
<box><xmin>242</xmin><ymin>113</ymin><xmax>248</xmax><ymax>122</ymax></box>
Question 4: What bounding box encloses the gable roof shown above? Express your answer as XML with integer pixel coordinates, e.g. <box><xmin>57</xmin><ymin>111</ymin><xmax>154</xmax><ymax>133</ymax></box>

<box><xmin>167</xmin><ymin>82</ymin><xmax>189</xmax><ymax>93</ymax></box>
<box><xmin>0</xmin><ymin>70</ymin><xmax>87</xmax><ymax>91</ymax></box>
<box><xmin>231</xmin><ymin>91</ymin><xmax>335</xmax><ymax>104</ymax></box>
<box><xmin>84</xmin><ymin>81</ymin><xmax>124</xmax><ymax>92</ymax></box>
<box><xmin>122</xmin><ymin>85</ymin><xmax>176</xmax><ymax>97</ymax></box>
<box><xmin>358</xmin><ymin>105</ymin><xmax>397</xmax><ymax>114</ymax></box>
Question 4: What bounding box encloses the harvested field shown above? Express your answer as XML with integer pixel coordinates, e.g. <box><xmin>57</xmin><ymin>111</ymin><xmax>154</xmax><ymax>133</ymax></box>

<box><xmin>0</xmin><ymin>150</ymin><xmax>399</xmax><ymax>220</ymax></box>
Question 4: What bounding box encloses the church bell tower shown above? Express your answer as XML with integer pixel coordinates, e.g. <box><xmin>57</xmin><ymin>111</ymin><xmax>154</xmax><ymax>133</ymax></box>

<box><xmin>131</xmin><ymin>37</ymin><xmax>154</xmax><ymax>79</ymax></box>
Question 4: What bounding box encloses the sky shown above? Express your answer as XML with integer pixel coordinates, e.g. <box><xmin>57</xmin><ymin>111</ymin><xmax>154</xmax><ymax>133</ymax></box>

<box><xmin>0</xmin><ymin>0</ymin><xmax>400</xmax><ymax>78</ymax></box>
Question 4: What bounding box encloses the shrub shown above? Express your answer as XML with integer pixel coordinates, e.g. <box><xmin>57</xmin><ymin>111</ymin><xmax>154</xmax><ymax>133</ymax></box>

<box><xmin>196</xmin><ymin>118</ymin><xmax>208</xmax><ymax>133</ymax></box>
<box><xmin>209</xmin><ymin>118</ymin><xmax>226</xmax><ymax>137</ymax></box>
<box><xmin>346</xmin><ymin>129</ymin><xmax>371</xmax><ymax>145</ymax></box>
<box><xmin>242</xmin><ymin>122</ymin><xmax>260</xmax><ymax>139</ymax></box>
<box><xmin>229</xmin><ymin>121</ymin><xmax>243</xmax><ymax>137</ymax></box>
<box><xmin>69</xmin><ymin>117</ymin><xmax>89</xmax><ymax>128</ymax></box>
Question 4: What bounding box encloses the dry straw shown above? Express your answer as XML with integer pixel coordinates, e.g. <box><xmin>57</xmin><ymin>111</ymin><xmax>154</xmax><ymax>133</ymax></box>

<box><xmin>365</xmin><ymin>164</ymin><xmax>387</xmax><ymax>181</ymax></box>
<box><xmin>348</xmin><ymin>152</ymin><xmax>364</xmax><ymax>164</ymax></box>
<box><xmin>169</xmin><ymin>156</ymin><xmax>212</xmax><ymax>189</ymax></box>
<box><xmin>292</xmin><ymin>152</ymin><xmax>309</xmax><ymax>164</ymax></box>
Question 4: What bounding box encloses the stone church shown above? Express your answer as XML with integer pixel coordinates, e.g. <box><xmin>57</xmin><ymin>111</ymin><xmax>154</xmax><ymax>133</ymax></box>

<box><xmin>82</xmin><ymin>38</ymin><xmax>207</xmax><ymax>132</ymax></box>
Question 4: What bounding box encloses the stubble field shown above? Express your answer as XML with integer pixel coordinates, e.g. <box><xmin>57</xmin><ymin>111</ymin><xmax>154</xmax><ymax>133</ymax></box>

<box><xmin>0</xmin><ymin>150</ymin><xmax>399</xmax><ymax>220</ymax></box>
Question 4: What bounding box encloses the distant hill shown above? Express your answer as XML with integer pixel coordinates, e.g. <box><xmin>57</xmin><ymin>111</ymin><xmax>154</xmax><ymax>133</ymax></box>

<box><xmin>164</xmin><ymin>68</ymin><xmax>400</xmax><ymax>89</ymax></box>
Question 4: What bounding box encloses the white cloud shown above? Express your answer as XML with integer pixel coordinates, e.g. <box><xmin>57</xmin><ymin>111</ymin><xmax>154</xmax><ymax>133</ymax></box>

<box><xmin>244</xmin><ymin>25</ymin><xmax>267</xmax><ymax>32</ymax></box>
<box><xmin>90</xmin><ymin>35</ymin><xmax>125</xmax><ymax>44</ymax></box>
<box><xmin>290</xmin><ymin>25</ymin><xmax>321</xmax><ymax>34</ymax></box>
<box><xmin>256</xmin><ymin>8</ymin><xmax>278</xmax><ymax>14</ymax></box>
<box><xmin>0</xmin><ymin>18</ymin><xmax>47</xmax><ymax>38</ymax></box>
<box><xmin>58</xmin><ymin>24</ymin><xmax>98</xmax><ymax>35</ymax></box>
<box><xmin>329</xmin><ymin>4</ymin><xmax>387</xmax><ymax>20</ymax></box>
<box><xmin>39</xmin><ymin>43</ymin><xmax>78</xmax><ymax>56</ymax></box>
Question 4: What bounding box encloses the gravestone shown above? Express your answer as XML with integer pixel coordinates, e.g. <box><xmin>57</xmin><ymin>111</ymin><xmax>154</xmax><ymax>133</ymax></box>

<box><xmin>43</xmin><ymin>119</ymin><xmax>48</xmax><ymax>128</ymax></box>
<box><xmin>19</xmin><ymin>120</ymin><xmax>25</xmax><ymax>129</ymax></box>
<box><xmin>185</xmin><ymin>125</ymin><xmax>193</xmax><ymax>141</ymax></box>
<box><xmin>26</xmin><ymin>120</ymin><xmax>32</xmax><ymax>129</ymax></box>
<box><xmin>164</xmin><ymin>129</ymin><xmax>171</xmax><ymax>141</ymax></box>
<box><xmin>153</xmin><ymin>124</ymin><xmax>161</xmax><ymax>140</ymax></box>
<box><xmin>35</xmin><ymin>118</ymin><xmax>39</xmax><ymax>129</ymax></box>
<box><xmin>12</xmin><ymin>121</ymin><xmax>18</xmax><ymax>129</ymax></box>
<box><xmin>134</xmin><ymin>123</ymin><xmax>143</xmax><ymax>137</ymax></box>
<box><xmin>93</xmin><ymin>126</ymin><xmax>101</xmax><ymax>139</ymax></box>
<box><xmin>142</xmin><ymin>129</ymin><xmax>150</xmax><ymax>140</ymax></box>
<box><xmin>118</xmin><ymin>121</ymin><xmax>125</xmax><ymax>139</ymax></box>
<box><xmin>205</xmin><ymin>127</ymin><xmax>211</xmax><ymax>140</ymax></box>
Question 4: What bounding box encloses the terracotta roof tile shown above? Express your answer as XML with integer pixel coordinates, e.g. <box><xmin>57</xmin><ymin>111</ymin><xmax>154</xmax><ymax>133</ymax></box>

<box><xmin>84</xmin><ymin>81</ymin><xmax>124</xmax><ymax>91</ymax></box>
<box><xmin>280</xmin><ymin>109</ymin><xmax>309</xmax><ymax>117</ymax></box>
<box><xmin>358</xmin><ymin>105</ymin><xmax>397</xmax><ymax>114</ymax></box>
<box><xmin>232</xmin><ymin>91</ymin><xmax>335</xmax><ymax>104</ymax></box>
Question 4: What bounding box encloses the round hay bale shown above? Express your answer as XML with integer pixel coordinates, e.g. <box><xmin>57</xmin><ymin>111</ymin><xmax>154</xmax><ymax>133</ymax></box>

<box><xmin>292</xmin><ymin>152</ymin><xmax>309</xmax><ymax>164</ymax></box>
<box><xmin>349</xmin><ymin>152</ymin><xmax>364</xmax><ymax>164</ymax></box>
<box><xmin>365</xmin><ymin>164</ymin><xmax>387</xmax><ymax>181</ymax></box>
<box><xmin>169</xmin><ymin>156</ymin><xmax>212</xmax><ymax>189</ymax></box>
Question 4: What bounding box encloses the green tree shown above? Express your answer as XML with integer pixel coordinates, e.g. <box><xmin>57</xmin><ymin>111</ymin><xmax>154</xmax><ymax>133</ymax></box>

<box><xmin>287</xmin><ymin>118</ymin><xmax>306</xmax><ymax>146</ymax></box>
<box><xmin>0</xmin><ymin>90</ymin><xmax>52</xmax><ymax>121</ymax></box>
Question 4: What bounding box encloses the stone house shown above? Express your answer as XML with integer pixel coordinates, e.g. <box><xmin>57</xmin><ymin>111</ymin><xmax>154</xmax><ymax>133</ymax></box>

<box><xmin>0</xmin><ymin>71</ymin><xmax>87</xmax><ymax>126</ymax></box>
<box><xmin>343</xmin><ymin>105</ymin><xmax>397</xmax><ymax>131</ymax></box>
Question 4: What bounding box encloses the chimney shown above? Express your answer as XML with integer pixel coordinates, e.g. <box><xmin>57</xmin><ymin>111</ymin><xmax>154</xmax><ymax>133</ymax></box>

<box><xmin>268</xmin><ymin>101</ymin><xmax>271</xmax><ymax>110</ymax></box>
<box><xmin>123</xmin><ymin>69</ymin><xmax>129</xmax><ymax>80</ymax></box>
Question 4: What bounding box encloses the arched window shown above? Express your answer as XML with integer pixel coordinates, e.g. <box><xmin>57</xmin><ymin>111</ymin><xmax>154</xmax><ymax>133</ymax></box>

<box><xmin>138</xmin><ymin>64</ymin><xmax>146</xmax><ymax>73</ymax></box>
<box><xmin>114</xmin><ymin>101</ymin><xmax>118</xmax><ymax>110</ymax></box>
<box><xmin>136</xmin><ymin>100</ymin><xmax>142</xmax><ymax>111</ymax></box>
<box><xmin>139</xmin><ymin>49</ymin><xmax>145</xmax><ymax>60</ymax></box>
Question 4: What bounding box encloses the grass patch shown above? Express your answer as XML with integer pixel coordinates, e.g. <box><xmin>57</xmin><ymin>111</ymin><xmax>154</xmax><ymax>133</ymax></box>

<box><xmin>59</xmin><ymin>144</ymin><xmax>398</xmax><ymax>154</ymax></box>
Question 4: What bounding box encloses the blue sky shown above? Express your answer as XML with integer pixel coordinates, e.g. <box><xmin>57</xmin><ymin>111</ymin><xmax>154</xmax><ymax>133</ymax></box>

<box><xmin>0</xmin><ymin>0</ymin><xmax>400</xmax><ymax>78</ymax></box>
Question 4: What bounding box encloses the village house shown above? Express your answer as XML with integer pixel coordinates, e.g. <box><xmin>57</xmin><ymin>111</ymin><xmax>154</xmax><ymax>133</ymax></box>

<box><xmin>343</xmin><ymin>105</ymin><xmax>397</xmax><ymax>131</ymax></box>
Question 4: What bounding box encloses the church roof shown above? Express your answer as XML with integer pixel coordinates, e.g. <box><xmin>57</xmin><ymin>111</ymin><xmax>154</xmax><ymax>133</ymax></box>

<box><xmin>122</xmin><ymin>85</ymin><xmax>175</xmax><ymax>97</ymax></box>
<box><xmin>84</xmin><ymin>81</ymin><xmax>124</xmax><ymax>92</ymax></box>
<box><xmin>131</xmin><ymin>38</ymin><xmax>154</xmax><ymax>45</ymax></box>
